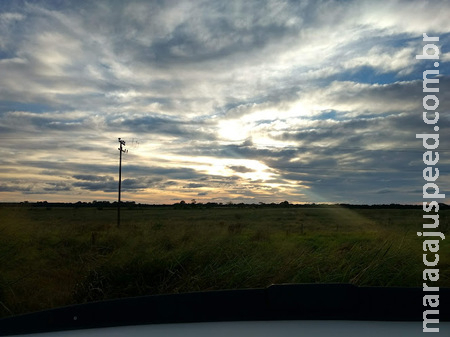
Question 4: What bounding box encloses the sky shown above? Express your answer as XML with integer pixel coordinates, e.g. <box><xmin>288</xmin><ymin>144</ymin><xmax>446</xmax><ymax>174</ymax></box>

<box><xmin>0</xmin><ymin>0</ymin><xmax>449</xmax><ymax>205</ymax></box>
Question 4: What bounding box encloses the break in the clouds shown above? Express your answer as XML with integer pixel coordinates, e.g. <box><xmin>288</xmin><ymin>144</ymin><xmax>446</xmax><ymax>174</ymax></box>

<box><xmin>0</xmin><ymin>0</ymin><xmax>449</xmax><ymax>204</ymax></box>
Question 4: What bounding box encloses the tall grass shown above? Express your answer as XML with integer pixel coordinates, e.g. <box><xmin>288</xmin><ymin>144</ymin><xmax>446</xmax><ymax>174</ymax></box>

<box><xmin>0</xmin><ymin>205</ymin><xmax>448</xmax><ymax>317</ymax></box>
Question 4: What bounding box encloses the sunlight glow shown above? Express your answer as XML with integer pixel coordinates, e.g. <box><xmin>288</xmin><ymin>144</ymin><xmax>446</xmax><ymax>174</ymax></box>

<box><xmin>158</xmin><ymin>154</ymin><xmax>276</xmax><ymax>182</ymax></box>
<box><xmin>218</xmin><ymin>119</ymin><xmax>251</xmax><ymax>141</ymax></box>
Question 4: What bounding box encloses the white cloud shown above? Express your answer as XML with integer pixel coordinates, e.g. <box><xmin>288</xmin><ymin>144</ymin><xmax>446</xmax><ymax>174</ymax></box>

<box><xmin>0</xmin><ymin>0</ymin><xmax>449</xmax><ymax>203</ymax></box>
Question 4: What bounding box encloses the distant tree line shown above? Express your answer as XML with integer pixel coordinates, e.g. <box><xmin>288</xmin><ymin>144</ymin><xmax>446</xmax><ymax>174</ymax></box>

<box><xmin>1</xmin><ymin>200</ymin><xmax>447</xmax><ymax>210</ymax></box>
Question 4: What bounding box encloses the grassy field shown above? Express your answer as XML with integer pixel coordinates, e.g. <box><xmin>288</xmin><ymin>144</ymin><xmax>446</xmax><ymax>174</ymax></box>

<box><xmin>0</xmin><ymin>204</ymin><xmax>449</xmax><ymax>318</ymax></box>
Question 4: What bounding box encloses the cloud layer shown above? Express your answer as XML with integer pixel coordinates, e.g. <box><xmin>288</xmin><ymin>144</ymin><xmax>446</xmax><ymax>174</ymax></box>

<box><xmin>0</xmin><ymin>0</ymin><xmax>449</xmax><ymax>204</ymax></box>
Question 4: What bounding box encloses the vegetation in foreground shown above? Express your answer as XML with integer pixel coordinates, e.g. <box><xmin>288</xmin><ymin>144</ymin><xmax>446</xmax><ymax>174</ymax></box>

<box><xmin>0</xmin><ymin>204</ymin><xmax>449</xmax><ymax>318</ymax></box>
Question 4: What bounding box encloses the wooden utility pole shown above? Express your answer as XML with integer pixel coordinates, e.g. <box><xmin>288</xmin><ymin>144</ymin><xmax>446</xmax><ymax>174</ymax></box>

<box><xmin>117</xmin><ymin>138</ymin><xmax>127</xmax><ymax>227</ymax></box>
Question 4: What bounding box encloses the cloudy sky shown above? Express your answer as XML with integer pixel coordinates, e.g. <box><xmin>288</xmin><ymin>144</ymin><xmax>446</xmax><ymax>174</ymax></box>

<box><xmin>0</xmin><ymin>0</ymin><xmax>449</xmax><ymax>204</ymax></box>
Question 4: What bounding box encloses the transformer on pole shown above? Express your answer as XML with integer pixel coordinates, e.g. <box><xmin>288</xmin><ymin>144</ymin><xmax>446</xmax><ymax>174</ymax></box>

<box><xmin>117</xmin><ymin>138</ymin><xmax>127</xmax><ymax>227</ymax></box>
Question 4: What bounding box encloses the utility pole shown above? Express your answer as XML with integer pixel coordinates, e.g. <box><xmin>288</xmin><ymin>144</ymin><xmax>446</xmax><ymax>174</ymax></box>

<box><xmin>117</xmin><ymin>138</ymin><xmax>127</xmax><ymax>227</ymax></box>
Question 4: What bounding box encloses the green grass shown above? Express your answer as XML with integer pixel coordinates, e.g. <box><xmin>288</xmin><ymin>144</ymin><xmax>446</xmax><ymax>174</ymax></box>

<box><xmin>0</xmin><ymin>205</ymin><xmax>449</xmax><ymax>317</ymax></box>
